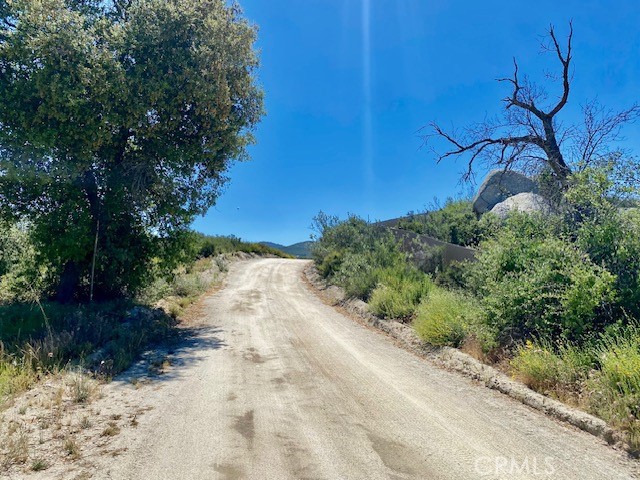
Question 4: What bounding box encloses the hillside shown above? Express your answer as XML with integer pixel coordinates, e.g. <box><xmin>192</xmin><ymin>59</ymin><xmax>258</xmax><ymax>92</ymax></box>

<box><xmin>260</xmin><ymin>241</ymin><xmax>314</xmax><ymax>259</ymax></box>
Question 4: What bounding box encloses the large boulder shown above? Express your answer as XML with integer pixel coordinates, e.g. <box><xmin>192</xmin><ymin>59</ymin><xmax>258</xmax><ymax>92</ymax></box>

<box><xmin>489</xmin><ymin>192</ymin><xmax>552</xmax><ymax>219</ymax></box>
<box><xmin>472</xmin><ymin>170</ymin><xmax>538</xmax><ymax>214</ymax></box>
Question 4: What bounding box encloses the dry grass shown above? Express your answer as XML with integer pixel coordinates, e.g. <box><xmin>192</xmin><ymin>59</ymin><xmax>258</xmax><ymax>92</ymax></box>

<box><xmin>2</xmin><ymin>424</ymin><xmax>29</xmax><ymax>466</ymax></box>
<box><xmin>63</xmin><ymin>436</ymin><xmax>80</xmax><ymax>459</ymax></box>
<box><xmin>79</xmin><ymin>416</ymin><xmax>92</xmax><ymax>430</ymax></box>
<box><xmin>30</xmin><ymin>456</ymin><xmax>49</xmax><ymax>471</ymax></box>
<box><xmin>67</xmin><ymin>372</ymin><xmax>98</xmax><ymax>404</ymax></box>
<box><xmin>101</xmin><ymin>421</ymin><xmax>120</xmax><ymax>437</ymax></box>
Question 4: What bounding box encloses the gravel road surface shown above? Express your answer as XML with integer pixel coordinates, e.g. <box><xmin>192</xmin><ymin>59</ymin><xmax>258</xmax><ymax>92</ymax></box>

<box><xmin>93</xmin><ymin>259</ymin><xmax>638</xmax><ymax>480</ymax></box>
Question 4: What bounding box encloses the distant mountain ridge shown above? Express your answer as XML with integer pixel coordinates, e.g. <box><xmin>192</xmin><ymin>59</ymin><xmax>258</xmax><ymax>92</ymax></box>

<box><xmin>260</xmin><ymin>241</ymin><xmax>314</xmax><ymax>259</ymax></box>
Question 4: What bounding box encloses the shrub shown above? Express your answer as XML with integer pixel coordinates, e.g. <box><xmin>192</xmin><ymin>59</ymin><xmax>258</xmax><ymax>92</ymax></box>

<box><xmin>564</xmin><ymin>169</ymin><xmax>640</xmax><ymax>319</ymax></box>
<box><xmin>433</xmin><ymin>260</ymin><xmax>470</xmax><ymax>290</ymax></box>
<box><xmin>311</xmin><ymin>213</ymin><xmax>407</xmax><ymax>299</ymax></box>
<box><xmin>413</xmin><ymin>287</ymin><xmax>479</xmax><ymax>347</ymax></box>
<box><xmin>311</xmin><ymin>214</ymin><xmax>381</xmax><ymax>264</ymax></box>
<box><xmin>397</xmin><ymin>199</ymin><xmax>489</xmax><ymax>247</ymax></box>
<box><xmin>336</xmin><ymin>240</ymin><xmax>406</xmax><ymax>300</ymax></box>
<box><xmin>171</xmin><ymin>274</ymin><xmax>206</xmax><ymax>298</ymax></box>
<box><xmin>511</xmin><ymin>339</ymin><xmax>593</xmax><ymax>399</ymax></box>
<box><xmin>467</xmin><ymin>212</ymin><xmax>615</xmax><ymax>342</ymax></box>
<box><xmin>0</xmin><ymin>222</ymin><xmax>49</xmax><ymax>303</ymax></box>
<box><xmin>587</xmin><ymin>325</ymin><xmax>640</xmax><ymax>451</ymax></box>
<box><xmin>369</xmin><ymin>267</ymin><xmax>433</xmax><ymax>320</ymax></box>
<box><xmin>511</xmin><ymin>341</ymin><xmax>564</xmax><ymax>392</ymax></box>
<box><xmin>334</xmin><ymin>252</ymin><xmax>380</xmax><ymax>299</ymax></box>
<box><xmin>318</xmin><ymin>250</ymin><xmax>343</xmax><ymax>278</ymax></box>
<box><xmin>413</xmin><ymin>244</ymin><xmax>444</xmax><ymax>276</ymax></box>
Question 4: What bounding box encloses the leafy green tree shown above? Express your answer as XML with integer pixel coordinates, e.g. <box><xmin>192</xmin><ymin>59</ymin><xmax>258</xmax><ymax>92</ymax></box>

<box><xmin>0</xmin><ymin>221</ymin><xmax>47</xmax><ymax>302</ymax></box>
<box><xmin>0</xmin><ymin>0</ymin><xmax>263</xmax><ymax>301</ymax></box>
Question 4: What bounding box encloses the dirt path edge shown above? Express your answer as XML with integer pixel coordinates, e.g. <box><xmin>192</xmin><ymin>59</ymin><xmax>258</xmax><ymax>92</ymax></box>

<box><xmin>303</xmin><ymin>263</ymin><xmax>631</xmax><ymax>453</ymax></box>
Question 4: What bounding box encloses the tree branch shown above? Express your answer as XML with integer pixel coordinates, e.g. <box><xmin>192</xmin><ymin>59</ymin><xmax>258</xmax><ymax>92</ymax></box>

<box><xmin>498</xmin><ymin>58</ymin><xmax>546</xmax><ymax>120</ymax></box>
<box><xmin>548</xmin><ymin>21</ymin><xmax>572</xmax><ymax>117</ymax></box>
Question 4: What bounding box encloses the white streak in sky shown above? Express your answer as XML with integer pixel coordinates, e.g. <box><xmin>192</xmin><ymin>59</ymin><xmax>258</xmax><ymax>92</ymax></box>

<box><xmin>362</xmin><ymin>0</ymin><xmax>373</xmax><ymax>202</ymax></box>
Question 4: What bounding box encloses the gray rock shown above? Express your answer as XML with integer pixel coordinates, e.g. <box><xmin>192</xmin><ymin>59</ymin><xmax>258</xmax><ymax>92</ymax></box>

<box><xmin>472</xmin><ymin>170</ymin><xmax>538</xmax><ymax>214</ymax></box>
<box><xmin>490</xmin><ymin>192</ymin><xmax>552</xmax><ymax>219</ymax></box>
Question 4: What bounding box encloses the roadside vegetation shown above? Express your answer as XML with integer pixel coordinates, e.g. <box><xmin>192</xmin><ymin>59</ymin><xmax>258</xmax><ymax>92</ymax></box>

<box><xmin>311</xmin><ymin>164</ymin><xmax>640</xmax><ymax>451</ymax></box>
<box><xmin>396</xmin><ymin>198</ymin><xmax>493</xmax><ymax>247</ymax></box>
<box><xmin>0</xmin><ymin>231</ymin><xmax>289</xmax><ymax>401</ymax></box>
<box><xmin>0</xmin><ymin>228</ymin><xmax>289</xmax><ymax>471</ymax></box>
<box><xmin>194</xmin><ymin>234</ymin><xmax>294</xmax><ymax>260</ymax></box>
<box><xmin>312</xmin><ymin>22</ymin><xmax>640</xmax><ymax>452</ymax></box>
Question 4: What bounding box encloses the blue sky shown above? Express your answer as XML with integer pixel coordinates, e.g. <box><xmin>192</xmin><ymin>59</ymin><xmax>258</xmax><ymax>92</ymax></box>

<box><xmin>193</xmin><ymin>0</ymin><xmax>640</xmax><ymax>245</ymax></box>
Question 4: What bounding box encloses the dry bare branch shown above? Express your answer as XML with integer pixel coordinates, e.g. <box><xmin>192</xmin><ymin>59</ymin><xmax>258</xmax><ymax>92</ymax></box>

<box><xmin>425</xmin><ymin>22</ymin><xmax>637</xmax><ymax>188</ymax></box>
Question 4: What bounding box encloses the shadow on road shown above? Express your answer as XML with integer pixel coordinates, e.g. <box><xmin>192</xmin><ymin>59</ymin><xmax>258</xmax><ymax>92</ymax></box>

<box><xmin>113</xmin><ymin>324</ymin><xmax>227</xmax><ymax>385</ymax></box>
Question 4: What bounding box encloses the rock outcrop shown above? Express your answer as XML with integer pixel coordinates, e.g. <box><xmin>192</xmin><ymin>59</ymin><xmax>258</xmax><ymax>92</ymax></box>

<box><xmin>472</xmin><ymin>170</ymin><xmax>538</xmax><ymax>214</ymax></box>
<box><xmin>490</xmin><ymin>192</ymin><xmax>552</xmax><ymax>219</ymax></box>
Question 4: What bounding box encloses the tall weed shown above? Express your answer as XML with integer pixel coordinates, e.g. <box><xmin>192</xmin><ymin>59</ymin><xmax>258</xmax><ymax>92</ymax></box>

<box><xmin>369</xmin><ymin>267</ymin><xmax>433</xmax><ymax>320</ymax></box>
<box><xmin>413</xmin><ymin>288</ymin><xmax>479</xmax><ymax>347</ymax></box>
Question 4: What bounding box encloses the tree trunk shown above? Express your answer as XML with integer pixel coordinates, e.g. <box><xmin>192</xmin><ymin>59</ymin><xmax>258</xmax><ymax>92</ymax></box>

<box><xmin>542</xmin><ymin>118</ymin><xmax>572</xmax><ymax>185</ymax></box>
<box><xmin>56</xmin><ymin>260</ymin><xmax>79</xmax><ymax>303</ymax></box>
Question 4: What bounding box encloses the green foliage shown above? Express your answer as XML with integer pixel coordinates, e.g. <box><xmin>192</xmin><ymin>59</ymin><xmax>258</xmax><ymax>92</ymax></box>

<box><xmin>333</xmin><ymin>242</ymin><xmax>405</xmax><ymax>300</ymax></box>
<box><xmin>311</xmin><ymin>213</ymin><xmax>375</xmax><ymax>263</ymax></box>
<box><xmin>413</xmin><ymin>287</ymin><xmax>479</xmax><ymax>347</ymax></box>
<box><xmin>0</xmin><ymin>0</ymin><xmax>264</xmax><ymax>300</ymax></box>
<box><xmin>192</xmin><ymin>233</ymin><xmax>293</xmax><ymax>259</ymax></box>
<box><xmin>414</xmin><ymin>244</ymin><xmax>444</xmax><ymax>276</ymax></box>
<box><xmin>368</xmin><ymin>266</ymin><xmax>433</xmax><ymax>320</ymax></box>
<box><xmin>311</xmin><ymin>213</ymin><xmax>406</xmax><ymax>299</ymax></box>
<box><xmin>0</xmin><ymin>222</ymin><xmax>48</xmax><ymax>302</ymax></box>
<box><xmin>170</xmin><ymin>274</ymin><xmax>207</xmax><ymax>299</ymax></box>
<box><xmin>433</xmin><ymin>260</ymin><xmax>470</xmax><ymax>290</ymax></box>
<box><xmin>467</xmin><ymin>212</ymin><xmax>615</xmax><ymax>342</ymax></box>
<box><xmin>318</xmin><ymin>250</ymin><xmax>343</xmax><ymax>278</ymax></box>
<box><xmin>511</xmin><ymin>325</ymin><xmax>640</xmax><ymax>451</ymax></box>
<box><xmin>564</xmin><ymin>167</ymin><xmax>640</xmax><ymax>319</ymax></box>
<box><xmin>511</xmin><ymin>339</ymin><xmax>593</xmax><ymax>398</ymax></box>
<box><xmin>397</xmin><ymin>199</ymin><xmax>488</xmax><ymax>247</ymax></box>
<box><xmin>511</xmin><ymin>341</ymin><xmax>565</xmax><ymax>392</ymax></box>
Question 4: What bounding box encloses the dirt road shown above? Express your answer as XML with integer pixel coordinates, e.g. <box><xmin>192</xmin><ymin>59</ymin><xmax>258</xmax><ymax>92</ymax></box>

<box><xmin>93</xmin><ymin>259</ymin><xmax>637</xmax><ymax>479</ymax></box>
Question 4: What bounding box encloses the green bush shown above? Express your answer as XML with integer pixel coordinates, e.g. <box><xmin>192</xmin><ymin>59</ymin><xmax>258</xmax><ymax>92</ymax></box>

<box><xmin>334</xmin><ymin>252</ymin><xmax>381</xmax><ymax>299</ymax></box>
<box><xmin>318</xmin><ymin>250</ymin><xmax>343</xmax><ymax>278</ymax></box>
<box><xmin>397</xmin><ymin>199</ymin><xmax>489</xmax><ymax>247</ymax></box>
<box><xmin>369</xmin><ymin>267</ymin><xmax>433</xmax><ymax>320</ymax></box>
<box><xmin>413</xmin><ymin>287</ymin><xmax>479</xmax><ymax>347</ymax></box>
<box><xmin>0</xmin><ymin>222</ymin><xmax>49</xmax><ymax>303</ymax></box>
<box><xmin>564</xmin><ymin>168</ymin><xmax>640</xmax><ymax>319</ymax></box>
<box><xmin>311</xmin><ymin>213</ymin><xmax>406</xmax><ymax>299</ymax></box>
<box><xmin>511</xmin><ymin>341</ymin><xmax>564</xmax><ymax>392</ymax></box>
<box><xmin>171</xmin><ymin>274</ymin><xmax>207</xmax><ymax>298</ymax></box>
<box><xmin>414</xmin><ymin>244</ymin><xmax>444</xmax><ymax>275</ymax></box>
<box><xmin>511</xmin><ymin>339</ymin><xmax>593</xmax><ymax>398</ymax></box>
<box><xmin>586</xmin><ymin>325</ymin><xmax>640</xmax><ymax>451</ymax></box>
<box><xmin>311</xmin><ymin>214</ymin><xmax>382</xmax><ymax>264</ymax></box>
<box><xmin>467</xmin><ymin>213</ymin><xmax>615</xmax><ymax>342</ymax></box>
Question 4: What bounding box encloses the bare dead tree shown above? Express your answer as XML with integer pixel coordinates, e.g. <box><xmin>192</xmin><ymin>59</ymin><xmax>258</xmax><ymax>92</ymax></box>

<box><xmin>426</xmin><ymin>22</ymin><xmax>640</xmax><ymax>188</ymax></box>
